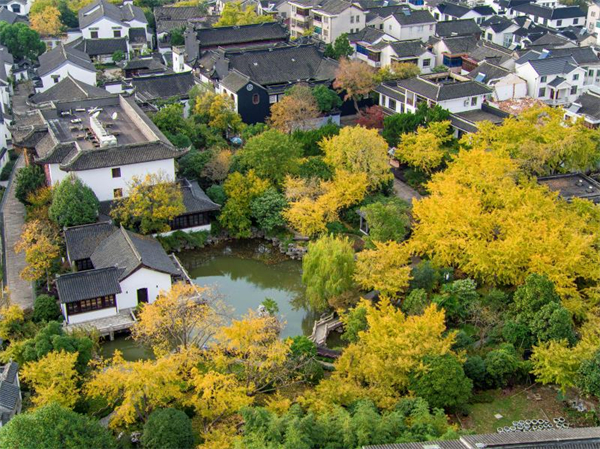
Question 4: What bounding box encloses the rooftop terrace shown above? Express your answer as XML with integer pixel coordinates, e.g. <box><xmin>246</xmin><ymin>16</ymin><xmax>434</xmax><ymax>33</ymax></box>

<box><xmin>538</xmin><ymin>173</ymin><xmax>600</xmax><ymax>203</ymax></box>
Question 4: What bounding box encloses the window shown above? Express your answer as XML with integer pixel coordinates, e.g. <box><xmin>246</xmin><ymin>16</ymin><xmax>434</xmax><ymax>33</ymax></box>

<box><xmin>389</xmin><ymin>24</ymin><xmax>392</xmax><ymax>30</ymax></box>
<box><xmin>573</xmin><ymin>18</ymin><xmax>578</xmax><ymax>25</ymax></box>
<box><xmin>388</xmin><ymin>98</ymin><xmax>397</xmax><ymax>110</ymax></box>
<box><xmin>486</xmin><ymin>32</ymin><xmax>492</xmax><ymax>40</ymax></box>
<box><xmin>91</xmin><ymin>30</ymin><xmax>99</xmax><ymax>39</ymax></box>
<box><xmin>10</xmin><ymin>4</ymin><xmax>19</xmax><ymax>13</ymax></box>
<box><xmin>350</xmin><ymin>15</ymin><xmax>354</xmax><ymax>23</ymax></box>
<box><xmin>252</xmin><ymin>93</ymin><xmax>260</xmax><ymax>105</ymax></box>
<box><xmin>356</xmin><ymin>15</ymin><xmax>360</xmax><ymax>22</ymax></box>
<box><xmin>429</xmin><ymin>24</ymin><xmax>434</xmax><ymax>30</ymax></box>
<box><xmin>589</xmin><ymin>69</ymin><xmax>594</xmax><ymax>76</ymax></box>
<box><xmin>113</xmin><ymin>29</ymin><xmax>121</xmax><ymax>38</ymax></box>
<box><xmin>540</xmin><ymin>75</ymin><xmax>547</xmax><ymax>83</ymax></box>
<box><xmin>573</xmin><ymin>73</ymin><xmax>579</xmax><ymax>81</ymax></box>
<box><xmin>538</xmin><ymin>87</ymin><xmax>546</xmax><ymax>97</ymax></box>
<box><xmin>422</xmin><ymin>58</ymin><xmax>431</xmax><ymax>67</ymax></box>
<box><xmin>113</xmin><ymin>188</ymin><xmax>123</xmax><ymax>198</ymax></box>
<box><xmin>66</xmin><ymin>295</ymin><xmax>116</xmax><ymax>315</ymax></box>
<box><xmin>169</xmin><ymin>212</ymin><xmax>210</xmax><ymax>230</ymax></box>
<box><xmin>417</xmin><ymin>25</ymin><xmax>424</xmax><ymax>32</ymax></box>
<box><xmin>52</xmin><ymin>75</ymin><xmax>60</xmax><ymax>84</ymax></box>
<box><xmin>111</xmin><ymin>167</ymin><xmax>121</xmax><ymax>178</ymax></box>
<box><xmin>556</xmin><ymin>19</ymin><xmax>562</xmax><ymax>26</ymax></box>
<box><xmin>269</xmin><ymin>94</ymin><xmax>278</xmax><ymax>104</ymax></box>
<box><xmin>571</xmin><ymin>86</ymin><xmax>578</xmax><ymax>95</ymax></box>
<box><xmin>471</xmin><ymin>96</ymin><xmax>478</xmax><ymax>106</ymax></box>
<box><xmin>592</xmin><ymin>11</ymin><xmax>596</xmax><ymax>17</ymax></box>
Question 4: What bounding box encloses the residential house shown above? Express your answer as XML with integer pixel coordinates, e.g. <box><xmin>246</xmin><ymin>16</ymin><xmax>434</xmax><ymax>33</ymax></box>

<box><xmin>0</xmin><ymin>7</ymin><xmax>27</xmax><ymax>23</ymax></box>
<box><xmin>467</xmin><ymin>60</ymin><xmax>528</xmax><ymax>100</ymax></box>
<box><xmin>154</xmin><ymin>6</ymin><xmax>217</xmax><ymax>52</ymax></box>
<box><xmin>29</xmin><ymin>75</ymin><xmax>112</xmax><ymax>108</ymax></box>
<box><xmin>348</xmin><ymin>27</ymin><xmax>397</xmax><ymax>66</ymax></box>
<box><xmin>15</xmin><ymin>95</ymin><xmax>187</xmax><ymax>201</ymax></box>
<box><xmin>79</xmin><ymin>0</ymin><xmax>151</xmax><ymax>51</ymax></box>
<box><xmin>434</xmin><ymin>18</ymin><xmax>482</xmax><ymax>38</ymax></box>
<box><xmin>480</xmin><ymin>15</ymin><xmax>519</xmax><ymax>47</ymax></box>
<box><xmin>522</xmin><ymin>46</ymin><xmax>600</xmax><ymax>88</ymax></box>
<box><xmin>375</xmin><ymin>72</ymin><xmax>508</xmax><ymax>136</ymax></box>
<box><xmin>179</xmin><ymin>22</ymin><xmax>289</xmax><ymax>72</ymax></box>
<box><xmin>289</xmin><ymin>0</ymin><xmax>366</xmax><ymax>43</ymax></box>
<box><xmin>431</xmin><ymin>2</ymin><xmax>494</xmax><ymax>24</ymax></box>
<box><xmin>67</xmin><ymin>37</ymin><xmax>129</xmax><ymax>64</ymax></box>
<box><xmin>0</xmin><ymin>362</ymin><xmax>21</xmax><ymax>428</ymax></box>
<box><xmin>210</xmin><ymin>44</ymin><xmax>338</xmax><ymax>123</ymax></box>
<box><xmin>461</xmin><ymin>38</ymin><xmax>516</xmax><ymax>71</ymax></box>
<box><xmin>58</xmin><ymin>223</ymin><xmax>180</xmax><ymax>325</ymax></box>
<box><xmin>0</xmin><ymin>0</ymin><xmax>29</xmax><ymax>16</ymax></box>
<box><xmin>258</xmin><ymin>0</ymin><xmax>292</xmax><ymax>22</ymax></box>
<box><xmin>565</xmin><ymin>90</ymin><xmax>600</xmax><ymax>127</ymax></box>
<box><xmin>510</xmin><ymin>3</ymin><xmax>586</xmax><ymax>29</ymax></box>
<box><xmin>587</xmin><ymin>0</ymin><xmax>599</xmax><ymax>33</ymax></box>
<box><xmin>378</xmin><ymin>39</ymin><xmax>436</xmax><ymax>71</ymax></box>
<box><xmin>36</xmin><ymin>44</ymin><xmax>97</xmax><ymax>93</ymax></box>
<box><xmin>515</xmin><ymin>50</ymin><xmax>587</xmax><ymax>105</ymax></box>
<box><xmin>131</xmin><ymin>72</ymin><xmax>196</xmax><ymax>115</ymax></box>
<box><xmin>365</xmin><ymin>4</ymin><xmax>404</xmax><ymax>30</ymax></box>
<box><xmin>430</xmin><ymin>34</ymin><xmax>479</xmax><ymax>68</ymax></box>
<box><xmin>382</xmin><ymin>8</ymin><xmax>436</xmax><ymax>41</ymax></box>
<box><xmin>363</xmin><ymin>426</ymin><xmax>600</xmax><ymax>449</ymax></box>
<box><xmin>123</xmin><ymin>54</ymin><xmax>167</xmax><ymax>78</ymax></box>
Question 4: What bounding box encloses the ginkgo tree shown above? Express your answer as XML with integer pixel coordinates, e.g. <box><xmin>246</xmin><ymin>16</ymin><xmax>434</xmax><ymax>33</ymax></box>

<box><xmin>395</xmin><ymin>120</ymin><xmax>453</xmax><ymax>174</ymax></box>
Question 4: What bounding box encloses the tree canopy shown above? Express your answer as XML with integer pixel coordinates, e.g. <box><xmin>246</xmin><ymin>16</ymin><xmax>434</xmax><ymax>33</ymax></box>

<box><xmin>49</xmin><ymin>174</ymin><xmax>99</xmax><ymax>227</ymax></box>
<box><xmin>0</xmin><ymin>23</ymin><xmax>45</xmax><ymax>60</ymax></box>
<box><xmin>213</xmin><ymin>1</ymin><xmax>273</xmax><ymax>27</ymax></box>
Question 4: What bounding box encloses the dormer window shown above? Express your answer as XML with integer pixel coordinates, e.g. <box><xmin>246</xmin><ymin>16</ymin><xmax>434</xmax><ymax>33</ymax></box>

<box><xmin>540</xmin><ymin>75</ymin><xmax>547</xmax><ymax>83</ymax></box>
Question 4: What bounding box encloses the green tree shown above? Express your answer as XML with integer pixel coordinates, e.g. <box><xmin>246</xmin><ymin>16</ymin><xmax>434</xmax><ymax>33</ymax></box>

<box><xmin>152</xmin><ymin>103</ymin><xmax>188</xmax><ymax>137</ymax></box>
<box><xmin>292</xmin><ymin>122</ymin><xmax>340</xmax><ymax>157</ymax></box>
<box><xmin>141</xmin><ymin>408</ymin><xmax>194</xmax><ymax>449</ymax></box>
<box><xmin>432</xmin><ymin>279</ymin><xmax>478</xmax><ymax>324</ymax></box>
<box><xmin>206</xmin><ymin>184</ymin><xmax>226</xmax><ymax>205</ymax></box>
<box><xmin>177</xmin><ymin>149</ymin><xmax>213</xmax><ymax>181</ymax></box>
<box><xmin>312</xmin><ymin>85</ymin><xmax>342</xmax><ymax>113</ymax></box>
<box><xmin>237</xmin><ymin>129</ymin><xmax>303</xmax><ymax>185</ymax></box>
<box><xmin>408</xmin><ymin>354</ymin><xmax>472</xmax><ymax>410</ymax></box>
<box><xmin>340</xmin><ymin>304</ymin><xmax>367</xmax><ymax>343</ymax></box>
<box><xmin>112</xmin><ymin>50</ymin><xmax>125</xmax><ymax>62</ymax></box>
<box><xmin>0</xmin><ymin>23</ymin><xmax>46</xmax><ymax>60</ymax></box>
<box><xmin>324</xmin><ymin>33</ymin><xmax>353</xmax><ymax>60</ymax></box>
<box><xmin>169</xmin><ymin>27</ymin><xmax>185</xmax><ymax>46</ymax></box>
<box><xmin>302</xmin><ymin>234</ymin><xmax>355</xmax><ymax>312</ymax></box>
<box><xmin>485</xmin><ymin>344</ymin><xmax>522</xmax><ymax>388</ymax></box>
<box><xmin>402</xmin><ymin>288</ymin><xmax>429</xmax><ymax>316</ymax></box>
<box><xmin>219</xmin><ymin>170</ymin><xmax>269</xmax><ymax>238</ymax></box>
<box><xmin>0</xmin><ymin>403</ymin><xmax>116</xmax><ymax>449</ymax></box>
<box><xmin>250</xmin><ymin>187</ymin><xmax>287</xmax><ymax>234</ymax></box>
<box><xmin>32</xmin><ymin>294</ymin><xmax>61</xmax><ymax>322</ymax></box>
<box><xmin>49</xmin><ymin>174</ymin><xmax>99</xmax><ymax>227</ymax></box>
<box><xmin>14</xmin><ymin>165</ymin><xmax>46</xmax><ymax>205</ymax></box>
<box><xmin>213</xmin><ymin>1</ymin><xmax>273</xmax><ymax>26</ymax></box>
<box><xmin>382</xmin><ymin>104</ymin><xmax>450</xmax><ymax>147</ymax></box>
<box><xmin>577</xmin><ymin>350</ymin><xmax>600</xmax><ymax>399</ymax></box>
<box><xmin>361</xmin><ymin>198</ymin><xmax>409</xmax><ymax>244</ymax></box>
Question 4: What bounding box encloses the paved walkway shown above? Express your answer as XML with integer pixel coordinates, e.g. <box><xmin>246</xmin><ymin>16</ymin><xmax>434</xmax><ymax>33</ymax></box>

<box><xmin>3</xmin><ymin>156</ymin><xmax>34</xmax><ymax>309</ymax></box>
<box><xmin>394</xmin><ymin>178</ymin><xmax>422</xmax><ymax>204</ymax></box>
<box><xmin>12</xmin><ymin>83</ymin><xmax>32</xmax><ymax>116</ymax></box>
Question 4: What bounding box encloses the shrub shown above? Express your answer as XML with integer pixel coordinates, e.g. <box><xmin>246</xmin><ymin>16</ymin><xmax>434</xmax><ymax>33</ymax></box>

<box><xmin>49</xmin><ymin>175</ymin><xmax>99</xmax><ymax>227</ymax></box>
<box><xmin>577</xmin><ymin>350</ymin><xmax>600</xmax><ymax>399</ymax></box>
<box><xmin>464</xmin><ymin>355</ymin><xmax>487</xmax><ymax>390</ymax></box>
<box><xmin>141</xmin><ymin>408</ymin><xmax>194</xmax><ymax>449</ymax></box>
<box><xmin>0</xmin><ymin>158</ymin><xmax>16</xmax><ymax>181</ymax></box>
<box><xmin>206</xmin><ymin>184</ymin><xmax>226</xmax><ymax>205</ymax></box>
<box><xmin>485</xmin><ymin>344</ymin><xmax>521</xmax><ymax>388</ymax></box>
<box><xmin>408</xmin><ymin>354</ymin><xmax>473</xmax><ymax>411</ymax></box>
<box><xmin>250</xmin><ymin>188</ymin><xmax>287</xmax><ymax>234</ymax></box>
<box><xmin>33</xmin><ymin>294</ymin><xmax>61</xmax><ymax>322</ymax></box>
<box><xmin>157</xmin><ymin>230</ymin><xmax>208</xmax><ymax>252</ymax></box>
<box><xmin>402</xmin><ymin>288</ymin><xmax>429</xmax><ymax>316</ymax></box>
<box><xmin>14</xmin><ymin>165</ymin><xmax>46</xmax><ymax>205</ymax></box>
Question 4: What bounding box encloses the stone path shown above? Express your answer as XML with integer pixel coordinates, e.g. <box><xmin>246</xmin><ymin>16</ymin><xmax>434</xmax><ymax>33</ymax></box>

<box><xmin>394</xmin><ymin>178</ymin><xmax>422</xmax><ymax>204</ymax></box>
<box><xmin>3</xmin><ymin>156</ymin><xmax>34</xmax><ymax>309</ymax></box>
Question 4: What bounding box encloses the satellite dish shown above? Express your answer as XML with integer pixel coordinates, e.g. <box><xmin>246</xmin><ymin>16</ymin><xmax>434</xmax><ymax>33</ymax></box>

<box><xmin>111</xmin><ymin>112</ymin><xmax>118</xmax><ymax>120</ymax></box>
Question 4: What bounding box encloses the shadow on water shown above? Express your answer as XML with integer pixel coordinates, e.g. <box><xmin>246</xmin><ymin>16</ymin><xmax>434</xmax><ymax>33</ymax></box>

<box><xmin>178</xmin><ymin>240</ymin><xmax>319</xmax><ymax>339</ymax></box>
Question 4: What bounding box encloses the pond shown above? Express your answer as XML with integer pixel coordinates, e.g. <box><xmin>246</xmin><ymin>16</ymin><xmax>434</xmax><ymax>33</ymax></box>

<box><xmin>100</xmin><ymin>240</ymin><xmax>319</xmax><ymax>361</ymax></box>
<box><xmin>178</xmin><ymin>240</ymin><xmax>319</xmax><ymax>339</ymax></box>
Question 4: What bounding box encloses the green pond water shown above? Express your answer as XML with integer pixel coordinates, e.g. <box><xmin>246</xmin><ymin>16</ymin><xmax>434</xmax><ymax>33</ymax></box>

<box><xmin>101</xmin><ymin>240</ymin><xmax>319</xmax><ymax>360</ymax></box>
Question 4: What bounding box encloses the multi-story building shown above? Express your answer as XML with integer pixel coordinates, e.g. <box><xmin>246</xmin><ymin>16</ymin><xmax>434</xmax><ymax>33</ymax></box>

<box><xmin>289</xmin><ymin>0</ymin><xmax>366</xmax><ymax>43</ymax></box>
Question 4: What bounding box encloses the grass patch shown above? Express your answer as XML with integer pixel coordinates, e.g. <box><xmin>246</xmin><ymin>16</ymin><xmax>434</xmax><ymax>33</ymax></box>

<box><xmin>461</xmin><ymin>386</ymin><xmax>568</xmax><ymax>434</ymax></box>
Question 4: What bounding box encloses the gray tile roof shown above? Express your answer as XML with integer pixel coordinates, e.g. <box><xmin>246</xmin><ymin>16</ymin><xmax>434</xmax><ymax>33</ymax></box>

<box><xmin>313</xmin><ymin>0</ymin><xmax>355</xmax><ymax>15</ymax></box>
<box><xmin>64</xmin><ymin>222</ymin><xmax>116</xmax><ymax>262</ymax></box>
<box><xmin>0</xmin><ymin>382</ymin><xmax>19</xmax><ymax>411</ymax></box>
<box><xmin>570</xmin><ymin>91</ymin><xmax>600</xmax><ymax>121</ymax></box>
<box><xmin>155</xmin><ymin>6</ymin><xmax>214</xmax><ymax>33</ymax></box>
<box><xmin>396</xmin><ymin>75</ymin><xmax>492</xmax><ymax>101</ymax></box>
<box><xmin>56</xmin><ymin>267</ymin><xmax>122</xmax><ymax>304</ymax></box>
<box><xmin>29</xmin><ymin>76</ymin><xmax>111</xmax><ymax>105</ymax></box>
<box><xmin>540</xmin><ymin>47</ymin><xmax>600</xmax><ymax>65</ymax></box>
<box><xmin>196</xmin><ymin>22</ymin><xmax>288</xmax><ymax>47</ymax></box>
<box><xmin>90</xmin><ymin>227</ymin><xmax>179</xmax><ymax>279</ymax></box>
<box><xmin>132</xmin><ymin>72</ymin><xmax>195</xmax><ymax>101</ymax></box>
<box><xmin>347</xmin><ymin>26</ymin><xmax>388</xmax><ymax>44</ymax></box>
<box><xmin>435</xmin><ymin>19</ymin><xmax>481</xmax><ymax>37</ymax></box>
<box><xmin>220</xmin><ymin>69</ymin><xmax>251</xmax><ymax>92</ymax></box>
<box><xmin>227</xmin><ymin>44</ymin><xmax>338</xmax><ymax>86</ymax></box>
<box><xmin>467</xmin><ymin>61</ymin><xmax>511</xmax><ymax>83</ymax></box>
<box><xmin>391</xmin><ymin>8</ymin><xmax>435</xmax><ymax>25</ymax></box>
<box><xmin>129</xmin><ymin>27</ymin><xmax>147</xmax><ymax>44</ymax></box>
<box><xmin>439</xmin><ymin>34</ymin><xmax>479</xmax><ymax>54</ymax></box>
<box><xmin>180</xmin><ymin>179</ymin><xmax>220</xmax><ymax>214</ymax></box>
<box><xmin>465</xmin><ymin>39</ymin><xmax>513</xmax><ymax>63</ymax></box>
<box><xmin>481</xmin><ymin>15</ymin><xmax>515</xmax><ymax>33</ymax></box>
<box><xmin>2</xmin><ymin>362</ymin><xmax>18</xmax><ymax>385</ymax></box>
<box><xmin>60</xmin><ymin>141</ymin><xmax>187</xmax><ymax>171</ymax></box>
<box><xmin>68</xmin><ymin>37</ymin><xmax>128</xmax><ymax>57</ymax></box>
<box><xmin>526</xmin><ymin>56</ymin><xmax>579</xmax><ymax>76</ymax></box>
<box><xmin>79</xmin><ymin>0</ymin><xmax>147</xmax><ymax>29</ymax></box>
<box><xmin>512</xmin><ymin>3</ymin><xmax>585</xmax><ymax>20</ymax></box>
<box><xmin>548</xmin><ymin>75</ymin><xmax>566</xmax><ymax>86</ymax></box>
<box><xmin>0</xmin><ymin>8</ymin><xmax>19</xmax><ymax>24</ymax></box>
<box><xmin>38</xmin><ymin>44</ymin><xmax>95</xmax><ymax>77</ymax></box>
<box><xmin>364</xmin><ymin>426</ymin><xmax>600</xmax><ymax>448</ymax></box>
<box><xmin>387</xmin><ymin>39</ymin><xmax>428</xmax><ymax>58</ymax></box>
<box><xmin>375</xmin><ymin>81</ymin><xmax>406</xmax><ymax>102</ymax></box>
<box><xmin>436</xmin><ymin>2</ymin><xmax>471</xmax><ymax>18</ymax></box>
